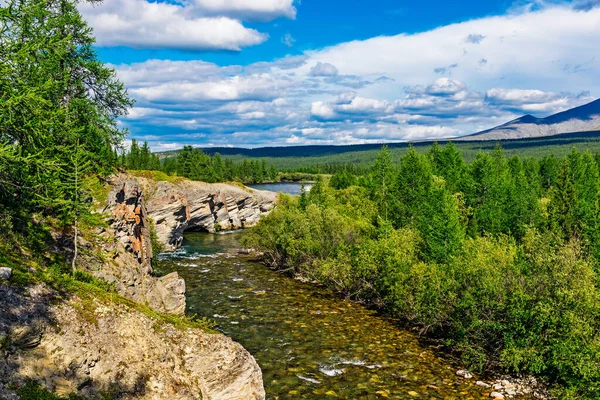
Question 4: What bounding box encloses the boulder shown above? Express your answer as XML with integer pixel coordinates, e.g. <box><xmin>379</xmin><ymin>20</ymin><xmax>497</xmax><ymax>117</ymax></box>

<box><xmin>0</xmin><ymin>268</ymin><xmax>11</xmax><ymax>280</ymax></box>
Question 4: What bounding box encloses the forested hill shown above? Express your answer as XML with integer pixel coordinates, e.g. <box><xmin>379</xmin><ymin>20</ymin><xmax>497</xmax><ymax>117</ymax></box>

<box><xmin>157</xmin><ymin>130</ymin><xmax>600</xmax><ymax>159</ymax></box>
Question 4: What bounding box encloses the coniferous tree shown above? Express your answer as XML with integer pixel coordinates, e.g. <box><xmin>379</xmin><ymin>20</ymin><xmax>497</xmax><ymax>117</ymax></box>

<box><xmin>417</xmin><ymin>176</ymin><xmax>464</xmax><ymax>263</ymax></box>
<box><xmin>549</xmin><ymin>160</ymin><xmax>577</xmax><ymax>238</ymax></box>
<box><xmin>371</xmin><ymin>146</ymin><xmax>395</xmax><ymax>221</ymax></box>
<box><xmin>0</xmin><ymin>0</ymin><xmax>132</xmax><ymax>232</ymax></box>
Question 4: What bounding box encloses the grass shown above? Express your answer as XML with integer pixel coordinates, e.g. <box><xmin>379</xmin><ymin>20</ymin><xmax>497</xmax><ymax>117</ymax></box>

<box><xmin>128</xmin><ymin>170</ymin><xmax>185</xmax><ymax>185</ymax></box>
<box><xmin>16</xmin><ymin>380</ymin><xmax>87</xmax><ymax>400</ymax></box>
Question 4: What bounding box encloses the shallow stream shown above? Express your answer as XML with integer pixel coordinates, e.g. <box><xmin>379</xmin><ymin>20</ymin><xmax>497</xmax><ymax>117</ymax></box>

<box><xmin>157</xmin><ymin>230</ymin><xmax>498</xmax><ymax>399</ymax></box>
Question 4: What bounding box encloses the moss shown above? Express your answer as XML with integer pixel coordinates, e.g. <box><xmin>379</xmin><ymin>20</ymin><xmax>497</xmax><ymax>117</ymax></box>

<box><xmin>227</xmin><ymin>181</ymin><xmax>252</xmax><ymax>191</ymax></box>
<box><xmin>0</xmin><ymin>333</ymin><xmax>10</xmax><ymax>349</ymax></box>
<box><xmin>16</xmin><ymin>380</ymin><xmax>86</xmax><ymax>400</ymax></box>
<box><xmin>148</xmin><ymin>217</ymin><xmax>164</xmax><ymax>255</ymax></box>
<box><xmin>82</xmin><ymin>176</ymin><xmax>110</xmax><ymax>207</ymax></box>
<box><xmin>128</xmin><ymin>170</ymin><xmax>185</xmax><ymax>185</ymax></box>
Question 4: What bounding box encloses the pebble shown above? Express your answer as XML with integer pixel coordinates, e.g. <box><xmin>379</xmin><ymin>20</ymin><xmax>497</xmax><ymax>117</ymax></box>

<box><xmin>0</xmin><ymin>268</ymin><xmax>12</xmax><ymax>280</ymax></box>
<box><xmin>476</xmin><ymin>381</ymin><xmax>491</xmax><ymax>388</ymax></box>
<box><xmin>456</xmin><ymin>369</ymin><xmax>473</xmax><ymax>379</ymax></box>
<box><xmin>490</xmin><ymin>392</ymin><xmax>505</xmax><ymax>399</ymax></box>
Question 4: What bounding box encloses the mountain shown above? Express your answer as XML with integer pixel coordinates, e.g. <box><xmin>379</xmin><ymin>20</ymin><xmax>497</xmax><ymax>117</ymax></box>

<box><xmin>463</xmin><ymin>98</ymin><xmax>600</xmax><ymax>140</ymax></box>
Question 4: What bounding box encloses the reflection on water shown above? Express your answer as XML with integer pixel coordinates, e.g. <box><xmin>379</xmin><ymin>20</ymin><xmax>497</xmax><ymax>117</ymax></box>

<box><xmin>249</xmin><ymin>182</ymin><xmax>313</xmax><ymax>196</ymax></box>
<box><xmin>158</xmin><ymin>232</ymin><xmax>499</xmax><ymax>399</ymax></box>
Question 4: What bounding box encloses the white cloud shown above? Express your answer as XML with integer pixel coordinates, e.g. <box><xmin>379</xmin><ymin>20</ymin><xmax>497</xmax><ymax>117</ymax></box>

<box><xmin>190</xmin><ymin>0</ymin><xmax>296</xmax><ymax>21</ymax></box>
<box><xmin>129</xmin><ymin>74</ymin><xmax>295</xmax><ymax>102</ymax></box>
<box><xmin>311</xmin><ymin>101</ymin><xmax>336</xmax><ymax>119</ymax></box>
<box><xmin>305</xmin><ymin>6</ymin><xmax>600</xmax><ymax>94</ymax></box>
<box><xmin>309</xmin><ymin>62</ymin><xmax>339</xmax><ymax>77</ymax></box>
<box><xmin>80</xmin><ymin>0</ymin><xmax>268</xmax><ymax>51</ymax></box>
<box><xmin>486</xmin><ymin>88</ymin><xmax>591</xmax><ymax>113</ymax></box>
<box><xmin>113</xmin><ymin>5</ymin><xmax>600</xmax><ymax>148</ymax></box>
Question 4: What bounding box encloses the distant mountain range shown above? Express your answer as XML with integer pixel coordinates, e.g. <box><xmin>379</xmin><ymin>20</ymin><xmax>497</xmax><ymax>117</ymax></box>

<box><xmin>156</xmin><ymin>99</ymin><xmax>600</xmax><ymax>158</ymax></box>
<box><xmin>463</xmin><ymin>98</ymin><xmax>600</xmax><ymax>141</ymax></box>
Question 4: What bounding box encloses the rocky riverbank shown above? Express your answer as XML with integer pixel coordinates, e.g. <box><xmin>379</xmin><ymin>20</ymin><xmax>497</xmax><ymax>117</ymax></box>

<box><xmin>0</xmin><ymin>173</ymin><xmax>270</xmax><ymax>399</ymax></box>
<box><xmin>138</xmin><ymin>175</ymin><xmax>277</xmax><ymax>251</ymax></box>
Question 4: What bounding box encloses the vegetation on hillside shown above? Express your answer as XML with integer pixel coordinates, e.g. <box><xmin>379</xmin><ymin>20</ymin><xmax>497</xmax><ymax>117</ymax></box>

<box><xmin>197</xmin><ymin>131</ymin><xmax>600</xmax><ymax>174</ymax></box>
<box><xmin>120</xmin><ymin>141</ymin><xmax>279</xmax><ymax>184</ymax></box>
<box><xmin>244</xmin><ymin>143</ymin><xmax>600</xmax><ymax>398</ymax></box>
<box><xmin>0</xmin><ymin>0</ymin><xmax>131</xmax><ymax>266</ymax></box>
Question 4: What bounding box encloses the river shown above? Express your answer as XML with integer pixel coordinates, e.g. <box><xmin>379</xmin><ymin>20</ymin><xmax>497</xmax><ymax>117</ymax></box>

<box><xmin>156</xmin><ymin>236</ymin><xmax>503</xmax><ymax>398</ymax></box>
<box><xmin>248</xmin><ymin>182</ymin><xmax>313</xmax><ymax>196</ymax></box>
<box><xmin>156</xmin><ymin>182</ymin><xmax>499</xmax><ymax>399</ymax></box>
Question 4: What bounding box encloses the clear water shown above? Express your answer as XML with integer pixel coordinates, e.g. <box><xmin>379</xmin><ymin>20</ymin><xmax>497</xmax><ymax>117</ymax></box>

<box><xmin>158</xmin><ymin>232</ymin><xmax>504</xmax><ymax>399</ymax></box>
<box><xmin>248</xmin><ymin>182</ymin><xmax>312</xmax><ymax>196</ymax></box>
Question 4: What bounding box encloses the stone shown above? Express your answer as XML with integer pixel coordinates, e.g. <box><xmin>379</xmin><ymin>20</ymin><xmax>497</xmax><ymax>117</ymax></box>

<box><xmin>456</xmin><ymin>369</ymin><xmax>473</xmax><ymax>379</ymax></box>
<box><xmin>476</xmin><ymin>381</ymin><xmax>491</xmax><ymax>388</ymax></box>
<box><xmin>490</xmin><ymin>392</ymin><xmax>505</xmax><ymax>399</ymax></box>
<box><xmin>145</xmin><ymin>179</ymin><xmax>276</xmax><ymax>252</ymax></box>
<box><xmin>0</xmin><ymin>284</ymin><xmax>265</xmax><ymax>400</ymax></box>
<box><xmin>0</xmin><ymin>268</ymin><xmax>11</xmax><ymax>280</ymax></box>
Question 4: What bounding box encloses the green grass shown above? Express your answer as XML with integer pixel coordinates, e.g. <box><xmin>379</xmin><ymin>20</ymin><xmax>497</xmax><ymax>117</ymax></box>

<box><xmin>16</xmin><ymin>380</ymin><xmax>87</xmax><ymax>400</ymax></box>
<box><xmin>128</xmin><ymin>170</ymin><xmax>185</xmax><ymax>184</ymax></box>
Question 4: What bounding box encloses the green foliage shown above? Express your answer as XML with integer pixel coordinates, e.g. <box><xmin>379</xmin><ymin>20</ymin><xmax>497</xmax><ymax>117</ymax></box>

<box><xmin>0</xmin><ymin>0</ymin><xmax>131</xmax><ymax>252</ymax></box>
<box><xmin>121</xmin><ymin>143</ymin><xmax>280</xmax><ymax>184</ymax></box>
<box><xmin>248</xmin><ymin>143</ymin><xmax>600</xmax><ymax>397</ymax></box>
<box><xmin>16</xmin><ymin>380</ymin><xmax>86</xmax><ymax>400</ymax></box>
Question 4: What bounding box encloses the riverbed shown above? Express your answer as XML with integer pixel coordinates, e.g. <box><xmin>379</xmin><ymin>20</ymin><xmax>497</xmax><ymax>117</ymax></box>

<box><xmin>157</xmin><ymin>230</ymin><xmax>499</xmax><ymax>399</ymax></box>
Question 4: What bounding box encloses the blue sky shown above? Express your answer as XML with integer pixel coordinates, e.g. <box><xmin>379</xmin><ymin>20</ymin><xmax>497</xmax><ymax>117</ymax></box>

<box><xmin>79</xmin><ymin>0</ymin><xmax>600</xmax><ymax>150</ymax></box>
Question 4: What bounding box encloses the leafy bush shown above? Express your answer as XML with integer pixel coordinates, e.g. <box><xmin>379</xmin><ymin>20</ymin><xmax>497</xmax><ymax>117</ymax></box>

<box><xmin>247</xmin><ymin>144</ymin><xmax>600</xmax><ymax>397</ymax></box>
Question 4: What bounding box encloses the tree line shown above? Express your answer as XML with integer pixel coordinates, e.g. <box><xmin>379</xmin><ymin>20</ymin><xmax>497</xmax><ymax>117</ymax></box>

<box><xmin>244</xmin><ymin>143</ymin><xmax>600</xmax><ymax>398</ymax></box>
<box><xmin>119</xmin><ymin>141</ymin><xmax>279</xmax><ymax>184</ymax></box>
<box><xmin>0</xmin><ymin>0</ymin><xmax>131</xmax><ymax>263</ymax></box>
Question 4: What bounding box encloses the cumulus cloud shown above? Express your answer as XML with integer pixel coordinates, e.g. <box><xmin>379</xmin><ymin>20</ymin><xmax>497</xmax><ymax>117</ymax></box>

<box><xmin>79</xmin><ymin>0</ymin><xmax>268</xmax><ymax>51</ymax></box>
<box><xmin>486</xmin><ymin>88</ymin><xmax>593</xmax><ymax>113</ymax></box>
<box><xmin>114</xmin><ymin>5</ymin><xmax>600</xmax><ymax>148</ymax></box>
<box><xmin>311</xmin><ymin>101</ymin><xmax>336</xmax><ymax>119</ymax></box>
<box><xmin>309</xmin><ymin>62</ymin><xmax>339</xmax><ymax>77</ymax></box>
<box><xmin>190</xmin><ymin>0</ymin><xmax>296</xmax><ymax>21</ymax></box>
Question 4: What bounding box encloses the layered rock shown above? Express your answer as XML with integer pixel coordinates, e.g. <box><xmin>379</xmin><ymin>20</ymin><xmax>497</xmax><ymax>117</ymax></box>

<box><xmin>93</xmin><ymin>178</ymin><xmax>186</xmax><ymax>314</ymax></box>
<box><xmin>0</xmin><ymin>284</ymin><xmax>265</xmax><ymax>399</ymax></box>
<box><xmin>144</xmin><ymin>180</ymin><xmax>276</xmax><ymax>251</ymax></box>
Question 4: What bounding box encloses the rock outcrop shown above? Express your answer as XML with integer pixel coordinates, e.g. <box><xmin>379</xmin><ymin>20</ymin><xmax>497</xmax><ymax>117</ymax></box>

<box><xmin>0</xmin><ymin>284</ymin><xmax>266</xmax><ymax>399</ymax></box>
<box><xmin>92</xmin><ymin>178</ymin><xmax>187</xmax><ymax>315</ymax></box>
<box><xmin>142</xmin><ymin>179</ymin><xmax>276</xmax><ymax>251</ymax></box>
<box><xmin>0</xmin><ymin>173</ymin><xmax>270</xmax><ymax>399</ymax></box>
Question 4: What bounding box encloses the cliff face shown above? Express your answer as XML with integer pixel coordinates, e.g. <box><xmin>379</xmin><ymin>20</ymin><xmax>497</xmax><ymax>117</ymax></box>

<box><xmin>94</xmin><ymin>178</ymin><xmax>186</xmax><ymax>315</ymax></box>
<box><xmin>143</xmin><ymin>179</ymin><xmax>277</xmax><ymax>252</ymax></box>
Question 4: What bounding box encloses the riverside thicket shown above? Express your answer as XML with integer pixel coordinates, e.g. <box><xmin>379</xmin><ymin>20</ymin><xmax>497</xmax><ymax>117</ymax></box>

<box><xmin>244</xmin><ymin>143</ymin><xmax>600</xmax><ymax>399</ymax></box>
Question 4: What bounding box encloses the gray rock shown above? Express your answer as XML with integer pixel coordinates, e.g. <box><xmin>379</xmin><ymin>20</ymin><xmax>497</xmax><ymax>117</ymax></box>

<box><xmin>456</xmin><ymin>369</ymin><xmax>473</xmax><ymax>379</ymax></box>
<box><xmin>146</xmin><ymin>180</ymin><xmax>276</xmax><ymax>252</ymax></box>
<box><xmin>0</xmin><ymin>267</ymin><xmax>11</xmax><ymax>280</ymax></box>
